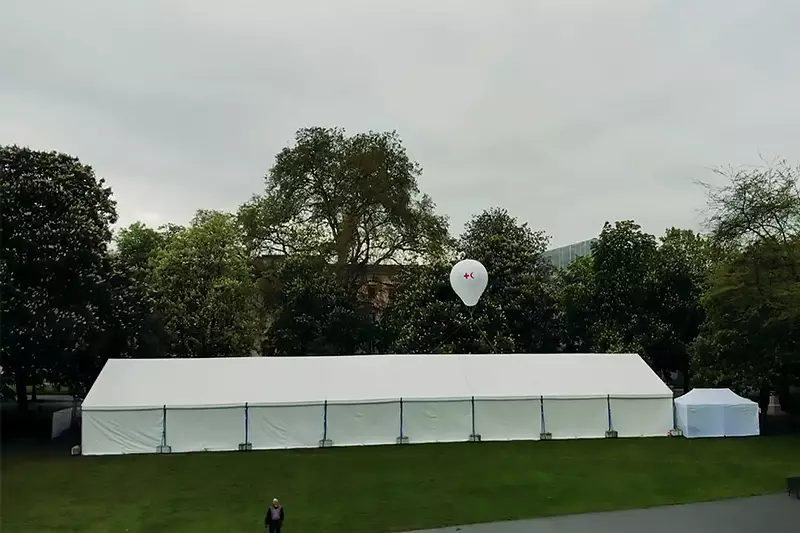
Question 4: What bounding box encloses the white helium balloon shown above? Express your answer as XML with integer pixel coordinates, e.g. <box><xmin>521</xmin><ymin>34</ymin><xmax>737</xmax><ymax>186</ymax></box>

<box><xmin>449</xmin><ymin>259</ymin><xmax>488</xmax><ymax>307</ymax></box>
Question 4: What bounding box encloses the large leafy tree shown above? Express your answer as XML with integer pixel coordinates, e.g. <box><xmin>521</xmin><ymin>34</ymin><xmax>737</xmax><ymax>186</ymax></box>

<box><xmin>147</xmin><ymin>211</ymin><xmax>260</xmax><ymax>358</ymax></box>
<box><xmin>108</xmin><ymin>222</ymin><xmax>182</xmax><ymax>360</ymax></box>
<box><xmin>114</xmin><ymin>222</ymin><xmax>182</xmax><ymax>279</ymax></box>
<box><xmin>588</xmin><ymin>221</ymin><xmax>662</xmax><ymax>357</ymax></box>
<box><xmin>554</xmin><ymin>254</ymin><xmax>597</xmax><ymax>352</ymax></box>
<box><xmin>1</xmin><ymin>146</ymin><xmax>116</xmax><ymax>411</ymax></box>
<box><xmin>692</xmin><ymin>161</ymin><xmax>800</xmax><ymax>399</ymax></box>
<box><xmin>563</xmin><ymin>222</ymin><xmax>712</xmax><ymax>384</ymax></box>
<box><xmin>383</xmin><ymin>209</ymin><xmax>560</xmax><ymax>354</ymax></box>
<box><xmin>692</xmin><ymin>238</ymin><xmax>800</xmax><ymax>395</ymax></box>
<box><xmin>238</xmin><ymin>127</ymin><xmax>452</xmax><ymax>267</ymax></box>
<box><xmin>651</xmin><ymin>228</ymin><xmax>714</xmax><ymax>389</ymax></box>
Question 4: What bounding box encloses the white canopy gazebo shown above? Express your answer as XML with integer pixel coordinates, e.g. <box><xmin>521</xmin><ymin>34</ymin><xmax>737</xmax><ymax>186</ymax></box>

<box><xmin>674</xmin><ymin>388</ymin><xmax>760</xmax><ymax>438</ymax></box>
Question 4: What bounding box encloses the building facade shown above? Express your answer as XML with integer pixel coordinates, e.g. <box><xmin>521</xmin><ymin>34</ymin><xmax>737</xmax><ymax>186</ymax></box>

<box><xmin>543</xmin><ymin>238</ymin><xmax>596</xmax><ymax>269</ymax></box>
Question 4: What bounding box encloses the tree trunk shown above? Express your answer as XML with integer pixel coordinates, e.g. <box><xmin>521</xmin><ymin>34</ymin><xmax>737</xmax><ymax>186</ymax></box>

<box><xmin>14</xmin><ymin>368</ymin><xmax>29</xmax><ymax>415</ymax></box>
<box><xmin>31</xmin><ymin>383</ymin><xmax>37</xmax><ymax>401</ymax></box>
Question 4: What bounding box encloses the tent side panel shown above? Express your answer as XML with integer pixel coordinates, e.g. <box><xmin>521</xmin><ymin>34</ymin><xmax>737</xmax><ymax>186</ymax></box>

<box><xmin>165</xmin><ymin>406</ymin><xmax>245</xmax><ymax>453</ymax></box>
<box><xmin>326</xmin><ymin>401</ymin><xmax>400</xmax><ymax>446</ymax></box>
<box><xmin>82</xmin><ymin>408</ymin><xmax>163</xmax><ymax>456</ymax></box>
<box><xmin>675</xmin><ymin>402</ymin><xmax>689</xmax><ymax>435</ymax></box>
<box><xmin>542</xmin><ymin>398</ymin><xmax>608</xmax><ymax>439</ymax></box>
<box><xmin>609</xmin><ymin>397</ymin><xmax>673</xmax><ymax>437</ymax></box>
<box><xmin>249</xmin><ymin>404</ymin><xmax>324</xmax><ymax>450</ymax></box>
<box><xmin>685</xmin><ymin>405</ymin><xmax>725</xmax><ymax>438</ymax></box>
<box><xmin>473</xmin><ymin>399</ymin><xmax>541</xmax><ymax>441</ymax></box>
<box><xmin>723</xmin><ymin>404</ymin><xmax>760</xmax><ymax>437</ymax></box>
<box><xmin>403</xmin><ymin>400</ymin><xmax>472</xmax><ymax>444</ymax></box>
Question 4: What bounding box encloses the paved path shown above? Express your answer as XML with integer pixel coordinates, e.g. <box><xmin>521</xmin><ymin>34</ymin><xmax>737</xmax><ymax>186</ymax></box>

<box><xmin>406</xmin><ymin>495</ymin><xmax>800</xmax><ymax>533</ymax></box>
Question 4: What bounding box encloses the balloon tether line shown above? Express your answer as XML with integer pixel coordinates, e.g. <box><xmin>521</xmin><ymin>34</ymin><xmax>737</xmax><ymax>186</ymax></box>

<box><xmin>431</xmin><ymin>319</ymin><xmax>467</xmax><ymax>354</ymax></box>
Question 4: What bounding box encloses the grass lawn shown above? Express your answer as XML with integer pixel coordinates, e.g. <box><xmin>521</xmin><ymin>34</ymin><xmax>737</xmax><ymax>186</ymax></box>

<box><xmin>2</xmin><ymin>436</ymin><xmax>799</xmax><ymax>533</ymax></box>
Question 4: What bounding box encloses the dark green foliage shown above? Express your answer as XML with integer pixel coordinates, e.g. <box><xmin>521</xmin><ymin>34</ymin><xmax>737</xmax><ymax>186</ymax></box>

<box><xmin>383</xmin><ymin>209</ymin><xmax>561</xmax><ymax>354</ymax></box>
<box><xmin>263</xmin><ymin>255</ymin><xmax>376</xmax><ymax>355</ymax></box>
<box><xmin>1</xmin><ymin>146</ymin><xmax>118</xmax><ymax>407</ymax></box>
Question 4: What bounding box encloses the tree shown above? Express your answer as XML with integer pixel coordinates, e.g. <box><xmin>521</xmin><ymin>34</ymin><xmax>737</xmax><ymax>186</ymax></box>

<box><xmin>588</xmin><ymin>221</ymin><xmax>662</xmax><ymax>357</ymax></box>
<box><xmin>238</xmin><ymin>127</ymin><xmax>452</xmax><ymax>267</ymax></box>
<box><xmin>263</xmin><ymin>255</ymin><xmax>376</xmax><ymax>355</ymax></box>
<box><xmin>692</xmin><ymin>160</ymin><xmax>800</xmax><ymax>400</ymax></box>
<box><xmin>555</xmin><ymin>255</ymin><xmax>597</xmax><ymax>352</ymax></box>
<box><xmin>702</xmin><ymin>160</ymin><xmax>799</xmax><ymax>253</ymax></box>
<box><xmin>109</xmin><ymin>223</ymin><xmax>181</xmax><ymax>360</ymax></box>
<box><xmin>48</xmin><ymin>254</ymin><xmax>159</xmax><ymax>395</ymax></box>
<box><xmin>692</xmin><ymin>238</ymin><xmax>800</xmax><ymax>397</ymax></box>
<box><xmin>114</xmin><ymin>222</ymin><xmax>179</xmax><ymax>278</ymax></box>
<box><xmin>147</xmin><ymin>211</ymin><xmax>260</xmax><ymax>358</ymax></box>
<box><xmin>570</xmin><ymin>222</ymin><xmax>712</xmax><ymax>384</ymax></box>
<box><xmin>1</xmin><ymin>146</ymin><xmax>116</xmax><ymax>412</ymax></box>
<box><xmin>383</xmin><ymin>209</ymin><xmax>560</xmax><ymax>354</ymax></box>
<box><xmin>651</xmin><ymin>228</ymin><xmax>714</xmax><ymax>389</ymax></box>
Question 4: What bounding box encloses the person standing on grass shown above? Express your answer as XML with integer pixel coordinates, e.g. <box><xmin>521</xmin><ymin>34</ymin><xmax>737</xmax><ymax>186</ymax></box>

<box><xmin>265</xmin><ymin>497</ymin><xmax>285</xmax><ymax>533</ymax></box>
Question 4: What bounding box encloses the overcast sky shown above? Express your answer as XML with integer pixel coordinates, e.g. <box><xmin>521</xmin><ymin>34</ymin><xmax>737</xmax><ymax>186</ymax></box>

<box><xmin>2</xmin><ymin>0</ymin><xmax>798</xmax><ymax>247</ymax></box>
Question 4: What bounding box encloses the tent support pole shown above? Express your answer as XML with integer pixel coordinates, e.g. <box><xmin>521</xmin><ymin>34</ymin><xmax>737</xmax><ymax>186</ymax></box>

<box><xmin>239</xmin><ymin>403</ymin><xmax>252</xmax><ymax>451</ymax></box>
<box><xmin>539</xmin><ymin>396</ymin><xmax>551</xmax><ymax>440</ymax></box>
<box><xmin>469</xmin><ymin>396</ymin><xmax>481</xmax><ymax>442</ymax></box>
<box><xmin>157</xmin><ymin>405</ymin><xmax>171</xmax><ymax>453</ymax></box>
<box><xmin>396</xmin><ymin>398</ymin><xmax>408</xmax><ymax>444</ymax></box>
<box><xmin>319</xmin><ymin>401</ymin><xmax>332</xmax><ymax>448</ymax></box>
<box><xmin>605</xmin><ymin>395</ymin><xmax>618</xmax><ymax>438</ymax></box>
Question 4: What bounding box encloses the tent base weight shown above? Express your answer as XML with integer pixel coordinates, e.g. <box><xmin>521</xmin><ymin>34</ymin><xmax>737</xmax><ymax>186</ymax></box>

<box><xmin>318</xmin><ymin>439</ymin><xmax>333</xmax><ymax>448</ymax></box>
<box><xmin>468</xmin><ymin>433</ymin><xmax>482</xmax><ymax>442</ymax></box>
<box><xmin>396</xmin><ymin>436</ymin><xmax>409</xmax><ymax>444</ymax></box>
<box><xmin>539</xmin><ymin>432</ymin><xmax>552</xmax><ymax>440</ymax></box>
<box><xmin>605</xmin><ymin>430</ymin><xmax>618</xmax><ymax>438</ymax></box>
<box><xmin>156</xmin><ymin>445</ymin><xmax>172</xmax><ymax>454</ymax></box>
<box><xmin>668</xmin><ymin>429</ymin><xmax>684</xmax><ymax>437</ymax></box>
<box><xmin>238</xmin><ymin>443</ymin><xmax>252</xmax><ymax>451</ymax></box>
<box><xmin>70</xmin><ymin>445</ymin><xmax>81</xmax><ymax>456</ymax></box>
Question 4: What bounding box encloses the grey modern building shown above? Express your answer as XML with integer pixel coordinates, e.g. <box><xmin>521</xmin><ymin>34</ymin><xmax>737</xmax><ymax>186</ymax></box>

<box><xmin>543</xmin><ymin>238</ymin><xmax>596</xmax><ymax>269</ymax></box>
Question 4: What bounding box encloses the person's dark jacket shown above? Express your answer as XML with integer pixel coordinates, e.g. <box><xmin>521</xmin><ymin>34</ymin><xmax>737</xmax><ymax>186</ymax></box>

<box><xmin>264</xmin><ymin>506</ymin><xmax>285</xmax><ymax>527</ymax></box>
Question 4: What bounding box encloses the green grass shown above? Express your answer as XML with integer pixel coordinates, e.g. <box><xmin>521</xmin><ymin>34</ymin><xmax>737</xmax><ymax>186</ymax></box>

<box><xmin>2</xmin><ymin>436</ymin><xmax>799</xmax><ymax>533</ymax></box>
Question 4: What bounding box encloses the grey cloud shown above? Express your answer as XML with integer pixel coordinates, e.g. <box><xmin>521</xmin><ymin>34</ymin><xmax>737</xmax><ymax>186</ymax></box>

<box><xmin>1</xmin><ymin>0</ymin><xmax>799</xmax><ymax>246</ymax></box>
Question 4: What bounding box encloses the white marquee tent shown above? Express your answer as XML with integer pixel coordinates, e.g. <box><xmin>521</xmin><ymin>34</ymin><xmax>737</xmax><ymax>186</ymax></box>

<box><xmin>81</xmin><ymin>353</ymin><xmax>675</xmax><ymax>456</ymax></box>
<box><xmin>674</xmin><ymin>388</ymin><xmax>760</xmax><ymax>438</ymax></box>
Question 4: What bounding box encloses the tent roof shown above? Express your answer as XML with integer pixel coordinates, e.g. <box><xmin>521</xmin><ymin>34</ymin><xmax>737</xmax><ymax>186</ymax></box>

<box><xmin>82</xmin><ymin>353</ymin><xmax>673</xmax><ymax>410</ymax></box>
<box><xmin>674</xmin><ymin>388</ymin><xmax>755</xmax><ymax>406</ymax></box>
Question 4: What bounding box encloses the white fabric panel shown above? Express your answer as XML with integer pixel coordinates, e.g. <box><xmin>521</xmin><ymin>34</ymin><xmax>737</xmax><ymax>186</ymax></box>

<box><xmin>326</xmin><ymin>402</ymin><xmax>400</xmax><ymax>446</ymax></box>
<box><xmin>82</xmin><ymin>409</ymin><xmax>163</xmax><ymax>456</ymax></box>
<box><xmin>249</xmin><ymin>404</ymin><xmax>324</xmax><ymax>450</ymax></box>
<box><xmin>51</xmin><ymin>408</ymin><xmax>73</xmax><ymax>440</ymax></box>
<box><xmin>686</xmin><ymin>405</ymin><xmax>725</xmax><ymax>438</ymax></box>
<box><xmin>473</xmin><ymin>399</ymin><xmax>540</xmax><ymax>441</ymax></box>
<box><xmin>675</xmin><ymin>388</ymin><xmax>753</xmax><ymax>406</ymax></box>
<box><xmin>609</xmin><ymin>397</ymin><xmax>674</xmax><ymax>437</ymax></box>
<box><xmin>675</xmin><ymin>402</ymin><xmax>689</xmax><ymax>436</ymax></box>
<box><xmin>83</xmin><ymin>353</ymin><xmax>672</xmax><ymax>409</ymax></box>
<box><xmin>543</xmin><ymin>398</ymin><xmax>609</xmax><ymax>439</ymax></box>
<box><xmin>166</xmin><ymin>406</ymin><xmax>245</xmax><ymax>453</ymax></box>
<box><xmin>403</xmin><ymin>400</ymin><xmax>472</xmax><ymax>443</ymax></box>
<box><xmin>723</xmin><ymin>404</ymin><xmax>760</xmax><ymax>437</ymax></box>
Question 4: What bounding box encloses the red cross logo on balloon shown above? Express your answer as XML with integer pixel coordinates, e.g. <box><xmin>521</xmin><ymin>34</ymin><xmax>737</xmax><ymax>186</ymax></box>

<box><xmin>463</xmin><ymin>272</ymin><xmax>475</xmax><ymax>280</ymax></box>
